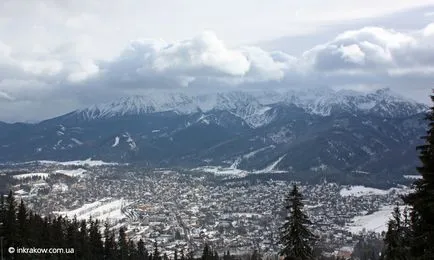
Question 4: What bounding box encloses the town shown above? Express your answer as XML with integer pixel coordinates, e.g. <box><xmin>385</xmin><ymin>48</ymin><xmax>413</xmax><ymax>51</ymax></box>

<box><xmin>1</xmin><ymin>161</ymin><xmax>409</xmax><ymax>258</ymax></box>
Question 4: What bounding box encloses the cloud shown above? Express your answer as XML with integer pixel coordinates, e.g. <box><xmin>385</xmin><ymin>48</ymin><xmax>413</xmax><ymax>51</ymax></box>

<box><xmin>96</xmin><ymin>31</ymin><xmax>295</xmax><ymax>88</ymax></box>
<box><xmin>300</xmin><ymin>23</ymin><xmax>434</xmax><ymax>87</ymax></box>
<box><xmin>1</xmin><ymin>22</ymin><xmax>434</xmax><ymax>122</ymax></box>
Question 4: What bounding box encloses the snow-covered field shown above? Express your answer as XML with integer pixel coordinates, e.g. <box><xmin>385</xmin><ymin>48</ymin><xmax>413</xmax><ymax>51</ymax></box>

<box><xmin>12</xmin><ymin>172</ymin><xmax>49</xmax><ymax>180</ymax></box>
<box><xmin>253</xmin><ymin>155</ymin><xmax>287</xmax><ymax>174</ymax></box>
<box><xmin>403</xmin><ymin>175</ymin><xmax>422</xmax><ymax>180</ymax></box>
<box><xmin>339</xmin><ymin>185</ymin><xmax>406</xmax><ymax>197</ymax></box>
<box><xmin>54</xmin><ymin>168</ymin><xmax>87</xmax><ymax>178</ymax></box>
<box><xmin>193</xmin><ymin>166</ymin><xmax>249</xmax><ymax>177</ymax></box>
<box><xmin>38</xmin><ymin>158</ymin><xmax>119</xmax><ymax>166</ymax></box>
<box><xmin>346</xmin><ymin>206</ymin><xmax>406</xmax><ymax>234</ymax></box>
<box><xmin>54</xmin><ymin>198</ymin><xmax>129</xmax><ymax>222</ymax></box>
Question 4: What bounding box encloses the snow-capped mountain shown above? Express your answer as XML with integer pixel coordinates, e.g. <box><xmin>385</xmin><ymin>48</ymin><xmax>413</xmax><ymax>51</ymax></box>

<box><xmin>65</xmin><ymin>87</ymin><xmax>426</xmax><ymax>127</ymax></box>
<box><xmin>0</xmin><ymin>87</ymin><xmax>428</xmax><ymax>184</ymax></box>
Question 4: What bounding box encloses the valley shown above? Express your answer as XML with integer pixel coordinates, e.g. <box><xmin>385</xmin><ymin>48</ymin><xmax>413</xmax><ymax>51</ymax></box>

<box><xmin>0</xmin><ymin>159</ymin><xmax>413</xmax><ymax>257</ymax></box>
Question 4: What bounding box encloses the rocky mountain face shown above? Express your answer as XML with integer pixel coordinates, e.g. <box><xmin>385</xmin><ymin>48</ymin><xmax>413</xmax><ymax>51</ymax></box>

<box><xmin>0</xmin><ymin>87</ymin><xmax>427</xmax><ymax>183</ymax></box>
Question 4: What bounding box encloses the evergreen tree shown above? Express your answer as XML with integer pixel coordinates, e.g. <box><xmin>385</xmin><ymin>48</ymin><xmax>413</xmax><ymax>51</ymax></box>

<box><xmin>280</xmin><ymin>184</ymin><xmax>316</xmax><ymax>260</ymax></box>
<box><xmin>4</xmin><ymin>190</ymin><xmax>17</xmax><ymax>252</ymax></box>
<box><xmin>250</xmin><ymin>249</ymin><xmax>261</xmax><ymax>260</ymax></box>
<box><xmin>152</xmin><ymin>241</ymin><xmax>160</xmax><ymax>260</ymax></box>
<box><xmin>383</xmin><ymin>207</ymin><xmax>402</xmax><ymax>259</ymax></box>
<box><xmin>65</xmin><ymin>216</ymin><xmax>79</xmax><ymax>260</ymax></box>
<box><xmin>137</xmin><ymin>238</ymin><xmax>148</xmax><ymax>260</ymax></box>
<box><xmin>119</xmin><ymin>226</ymin><xmax>129</xmax><ymax>260</ymax></box>
<box><xmin>16</xmin><ymin>200</ymin><xmax>29</xmax><ymax>257</ymax></box>
<box><xmin>128</xmin><ymin>239</ymin><xmax>138</xmax><ymax>260</ymax></box>
<box><xmin>89</xmin><ymin>219</ymin><xmax>104</xmax><ymax>259</ymax></box>
<box><xmin>223</xmin><ymin>250</ymin><xmax>231</xmax><ymax>260</ymax></box>
<box><xmin>403</xmin><ymin>93</ymin><xmax>434</xmax><ymax>259</ymax></box>
<box><xmin>202</xmin><ymin>243</ymin><xmax>214</xmax><ymax>260</ymax></box>
<box><xmin>104</xmin><ymin>222</ymin><xmax>117</xmax><ymax>260</ymax></box>
<box><xmin>78</xmin><ymin>219</ymin><xmax>90</xmax><ymax>259</ymax></box>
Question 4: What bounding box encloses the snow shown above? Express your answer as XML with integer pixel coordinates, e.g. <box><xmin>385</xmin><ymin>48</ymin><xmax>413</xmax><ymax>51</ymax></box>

<box><xmin>243</xmin><ymin>145</ymin><xmax>275</xmax><ymax>159</ymax></box>
<box><xmin>38</xmin><ymin>158</ymin><xmax>118</xmax><ymax>166</ymax></box>
<box><xmin>71</xmin><ymin>88</ymin><xmax>426</xmax><ymax>133</ymax></box>
<box><xmin>54</xmin><ymin>168</ymin><xmax>87</xmax><ymax>178</ymax></box>
<box><xmin>52</xmin><ymin>183</ymin><xmax>69</xmax><ymax>192</ymax></box>
<box><xmin>15</xmin><ymin>189</ymin><xmax>28</xmax><ymax>195</ymax></box>
<box><xmin>112</xmin><ymin>136</ymin><xmax>120</xmax><ymax>147</ymax></box>
<box><xmin>229</xmin><ymin>157</ymin><xmax>242</xmax><ymax>169</ymax></box>
<box><xmin>71</xmin><ymin>138</ymin><xmax>83</xmax><ymax>145</ymax></box>
<box><xmin>13</xmin><ymin>172</ymin><xmax>49</xmax><ymax>180</ymax></box>
<box><xmin>346</xmin><ymin>206</ymin><xmax>406</xmax><ymax>234</ymax></box>
<box><xmin>193</xmin><ymin>166</ymin><xmax>249</xmax><ymax>177</ymax></box>
<box><xmin>339</xmin><ymin>185</ymin><xmax>405</xmax><ymax>197</ymax></box>
<box><xmin>403</xmin><ymin>175</ymin><xmax>422</xmax><ymax>180</ymax></box>
<box><xmin>254</xmin><ymin>155</ymin><xmax>287</xmax><ymax>174</ymax></box>
<box><xmin>54</xmin><ymin>198</ymin><xmax>130</xmax><ymax>222</ymax></box>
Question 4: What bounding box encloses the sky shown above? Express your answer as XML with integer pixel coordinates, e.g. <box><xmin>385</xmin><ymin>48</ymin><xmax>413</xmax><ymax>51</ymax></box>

<box><xmin>0</xmin><ymin>0</ymin><xmax>434</xmax><ymax>122</ymax></box>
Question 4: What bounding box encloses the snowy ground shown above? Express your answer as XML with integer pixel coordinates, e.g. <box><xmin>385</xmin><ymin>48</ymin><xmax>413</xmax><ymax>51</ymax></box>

<box><xmin>403</xmin><ymin>175</ymin><xmax>422</xmax><ymax>180</ymax></box>
<box><xmin>53</xmin><ymin>198</ymin><xmax>130</xmax><ymax>222</ymax></box>
<box><xmin>339</xmin><ymin>185</ymin><xmax>406</xmax><ymax>197</ymax></box>
<box><xmin>193</xmin><ymin>166</ymin><xmax>249</xmax><ymax>177</ymax></box>
<box><xmin>38</xmin><ymin>158</ymin><xmax>119</xmax><ymax>166</ymax></box>
<box><xmin>12</xmin><ymin>172</ymin><xmax>49</xmax><ymax>180</ymax></box>
<box><xmin>346</xmin><ymin>205</ymin><xmax>406</xmax><ymax>234</ymax></box>
<box><xmin>54</xmin><ymin>168</ymin><xmax>87</xmax><ymax>178</ymax></box>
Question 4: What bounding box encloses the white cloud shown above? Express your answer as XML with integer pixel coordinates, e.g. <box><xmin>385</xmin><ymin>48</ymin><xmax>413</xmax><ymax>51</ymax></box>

<box><xmin>303</xmin><ymin>23</ymin><xmax>434</xmax><ymax>77</ymax></box>
<box><xmin>1</xmin><ymin>18</ymin><xmax>434</xmax><ymax>121</ymax></box>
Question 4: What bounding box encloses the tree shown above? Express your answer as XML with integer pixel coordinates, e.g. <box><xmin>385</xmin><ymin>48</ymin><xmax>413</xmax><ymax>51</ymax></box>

<box><xmin>383</xmin><ymin>207</ymin><xmax>407</xmax><ymax>260</ymax></box>
<box><xmin>89</xmin><ymin>219</ymin><xmax>104</xmax><ymax>259</ymax></box>
<box><xmin>103</xmin><ymin>222</ymin><xmax>117</xmax><ymax>260</ymax></box>
<box><xmin>250</xmin><ymin>249</ymin><xmax>261</xmax><ymax>260</ymax></box>
<box><xmin>4</xmin><ymin>190</ymin><xmax>17</xmax><ymax>251</ymax></box>
<box><xmin>17</xmin><ymin>199</ymin><xmax>28</xmax><ymax>247</ymax></box>
<box><xmin>137</xmin><ymin>239</ymin><xmax>148</xmax><ymax>260</ymax></box>
<box><xmin>201</xmin><ymin>243</ymin><xmax>214</xmax><ymax>260</ymax></box>
<box><xmin>153</xmin><ymin>241</ymin><xmax>161</xmax><ymax>260</ymax></box>
<box><xmin>119</xmin><ymin>226</ymin><xmax>129</xmax><ymax>260</ymax></box>
<box><xmin>280</xmin><ymin>184</ymin><xmax>316</xmax><ymax>260</ymax></box>
<box><xmin>403</xmin><ymin>93</ymin><xmax>434</xmax><ymax>258</ymax></box>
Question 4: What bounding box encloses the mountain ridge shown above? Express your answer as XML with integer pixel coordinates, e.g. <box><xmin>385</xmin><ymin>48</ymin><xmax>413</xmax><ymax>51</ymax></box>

<box><xmin>0</xmin><ymin>87</ymin><xmax>427</xmax><ymax>184</ymax></box>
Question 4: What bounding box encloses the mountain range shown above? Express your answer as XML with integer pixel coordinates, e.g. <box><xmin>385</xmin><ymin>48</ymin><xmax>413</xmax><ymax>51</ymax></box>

<box><xmin>0</xmin><ymin>87</ymin><xmax>427</xmax><ymax>184</ymax></box>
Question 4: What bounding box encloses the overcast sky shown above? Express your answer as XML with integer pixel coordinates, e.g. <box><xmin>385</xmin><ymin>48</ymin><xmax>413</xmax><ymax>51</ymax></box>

<box><xmin>1</xmin><ymin>0</ymin><xmax>434</xmax><ymax>122</ymax></box>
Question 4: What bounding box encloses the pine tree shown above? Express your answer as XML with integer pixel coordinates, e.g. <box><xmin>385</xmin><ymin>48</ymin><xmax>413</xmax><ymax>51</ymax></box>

<box><xmin>383</xmin><ymin>207</ymin><xmax>403</xmax><ymax>259</ymax></box>
<box><xmin>250</xmin><ymin>249</ymin><xmax>261</xmax><ymax>260</ymax></box>
<box><xmin>0</xmin><ymin>193</ymin><xmax>5</xmax><ymax>260</ymax></box>
<box><xmin>17</xmin><ymin>200</ymin><xmax>28</xmax><ymax>247</ymax></box>
<box><xmin>223</xmin><ymin>250</ymin><xmax>231</xmax><ymax>260</ymax></box>
<box><xmin>78</xmin><ymin>219</ymin><xmax>90</xmax><ymax>258</ymax></box>
<box><xmin>119</xmin><ymin>226</ymin><xmax>129</xmax><ymax>260</ymax></box>
<box><xmin>104</xmin><ymin>222</ymin><xmax>117</xmax><ymax>260</ymax></box>
<box><xmin>128</xmin><ymin>239</ymin><xmax>138</xmax><ymax>260</ymax></box>
<box><xmin>202</xmin><ymin>243</ymin><xmax>214</xmax><ymax>260</ymax></box>
<box><xmin>137</xmin><ymin>238</ymin><xmax>148</xmax><ymax>260</ymax></box>
<box><xmin>403</xmin><ymin>93</ymin><xmax>434</xmax><ymax>258</ymax></box>
<box><xmin>89</xmin><ymin>219</ymin><xmax>104</xmax><ymax>259</ymax></box>
<box><xmin>280</xmin><ymin>184</ymin><xmax>316</xmax><ymax>260</ymax></box>
<box><xmin>4</xmin><ymin>190</ymin><xmax>17</xmax><ymax>251</ymax></box>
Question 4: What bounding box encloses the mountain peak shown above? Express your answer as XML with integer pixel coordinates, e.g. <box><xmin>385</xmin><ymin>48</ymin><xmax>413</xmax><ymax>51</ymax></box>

<box><xmin>68</xmin><ymin>88</ymin><xmax>426</xmax><ymax>123</ymax></box>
